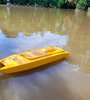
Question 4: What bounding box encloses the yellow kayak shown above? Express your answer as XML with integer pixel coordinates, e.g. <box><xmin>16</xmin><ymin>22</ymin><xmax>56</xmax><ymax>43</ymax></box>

<box><xmin>0</xmin><ymin>46</ymin><xmax>69</xmax><ymax>73</ymax></box>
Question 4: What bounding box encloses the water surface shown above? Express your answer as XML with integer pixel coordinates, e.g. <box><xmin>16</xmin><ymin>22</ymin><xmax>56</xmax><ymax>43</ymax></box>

<box><xmin>0</xmin><ymin>5</ymin><xmax>90</xmax><ymax>100</ymax></box>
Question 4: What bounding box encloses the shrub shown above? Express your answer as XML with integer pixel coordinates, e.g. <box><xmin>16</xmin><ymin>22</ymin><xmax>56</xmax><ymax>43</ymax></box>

<box><xmin>28</xmin><ymin>0</ymin><xmax>36</xmax><ymax>5</ymax></box>
<box><xmin>88</xmin><ymin>0</ymin><xmax>90</xmax><ymax>7</ymax></box>
<box><xmin>0</xmin><ymin>0</ymin><xmax>7</xmax><ymax>4</ymax></box>
<box><xmin>76</xmin><ymin>0</ymin><xmax>88</xmax><ymax>10</ymax></box>
<box><xmin>49</xmin><ymin>0</ymin><xmax>68</xmax><ymax>8</ymax></box>
<box><xmin>0</xmin><ymin>0</ymin><xmax>89</xmax><ymax>11</ymax></box>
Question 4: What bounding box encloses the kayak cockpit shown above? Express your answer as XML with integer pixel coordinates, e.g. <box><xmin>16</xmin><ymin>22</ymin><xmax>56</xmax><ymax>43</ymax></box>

<box><xmin>20</xmin><ymin>46</ymin><xmax>64</xmax><ymax>60</ymax></box>
<box><xmin>0</xmin><ymin>62</ymin><xmax>4</xmax><ymax>68</ymax></box>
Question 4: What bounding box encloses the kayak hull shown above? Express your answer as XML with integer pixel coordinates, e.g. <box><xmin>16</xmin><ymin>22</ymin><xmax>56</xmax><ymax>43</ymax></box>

<box><xmin>0</xmin><ymin>46</ymin><xmax>69</xmax><ymax>73</ymax></box>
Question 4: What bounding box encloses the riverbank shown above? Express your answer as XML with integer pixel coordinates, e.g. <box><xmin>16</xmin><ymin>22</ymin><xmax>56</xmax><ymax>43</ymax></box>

<box><xmin>0</xmin><ymin>0</ymin><xmax>89</xmax><ymax>11</ymax></box>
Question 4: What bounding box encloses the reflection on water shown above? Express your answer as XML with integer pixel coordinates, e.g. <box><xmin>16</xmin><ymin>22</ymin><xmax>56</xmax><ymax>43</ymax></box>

<box><xmin>0</xmin><ymin>31</ymin><xmax>69</xmax><ymax>58</ymax></box>
<box><xmin>0</xmin><ymin>5</ymin><xmax>90</xmax><ymax>100</ymax></box>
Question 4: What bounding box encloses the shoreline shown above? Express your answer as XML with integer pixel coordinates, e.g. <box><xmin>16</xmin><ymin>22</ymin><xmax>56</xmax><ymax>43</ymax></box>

<box><xmin>0</xmin><ymin>4</ymin><xmax>88</xmax><ymax>12</ymax></box>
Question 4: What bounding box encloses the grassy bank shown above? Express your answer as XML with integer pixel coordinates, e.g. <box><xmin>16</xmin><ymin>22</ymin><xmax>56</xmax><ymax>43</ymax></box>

<box><xmin>0</xmin><ymin>0</ymin><xmax>89</xmax><ymax>11</ymax></box>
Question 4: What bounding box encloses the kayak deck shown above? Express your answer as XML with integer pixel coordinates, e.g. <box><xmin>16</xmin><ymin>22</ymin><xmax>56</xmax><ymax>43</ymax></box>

<box><xmin>0</xmin><ymin>46</ymin><xmax>69</xmax><ymax>73</ymax></box>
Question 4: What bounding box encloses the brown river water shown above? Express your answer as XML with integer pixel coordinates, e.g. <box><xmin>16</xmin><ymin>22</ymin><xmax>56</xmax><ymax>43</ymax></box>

<box><xmin>0</xmin><ymin>5</ymin><xmax>90</xmax><ymax>100</ymax></box>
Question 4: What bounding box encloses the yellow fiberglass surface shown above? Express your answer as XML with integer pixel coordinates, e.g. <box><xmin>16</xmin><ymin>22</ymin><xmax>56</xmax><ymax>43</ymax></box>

<box><xmin>0</xmin><ymin>46</ymin><xmax>69</xmax><ymax>73</ymax></box>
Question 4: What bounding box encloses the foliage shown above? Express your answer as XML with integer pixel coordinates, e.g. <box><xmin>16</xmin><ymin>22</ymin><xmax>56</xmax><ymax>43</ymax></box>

<box><xmin>49</xmin><ymin>0</ymin><xmax>68</xmax><ymax>8</ymax></box>
<box><xmin>0</xmin><ymin>0</ymin><xmax>6</xmax><ymax>4</ymax></box>
<box><xmin>28</xmin><ymin>0</ymin><xmax>36</xmax><ymax>5</ymax></box>
<box><xmin>0</xmin><ymin>0</ymin><xmax>89</xmax><ymax>10</ymax></box>
<box><xmin>10</xmin><ymin>0</ymin><xmax>28</xmax><ymax>4</ymax></box>
<box><xmin>76</xmin><ymin>0</ymin><xmax>88</xmax><ymax>10</ymax></box>
<box><xmin>28</xmin><ymin>0</ymin><xmax>68</xmax><ymax>8</ymax></box>
<box><xmin>88</xmin><ymin>0</ymin><xmax>90</xmax><ymax>7</ymax></box>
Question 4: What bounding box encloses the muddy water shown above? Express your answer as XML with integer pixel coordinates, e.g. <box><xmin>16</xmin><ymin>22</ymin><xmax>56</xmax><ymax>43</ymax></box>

<box><xmin>0</xmin><ymin>5</ymin><xmax>90</xmax><ymax>100</ymax></box>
